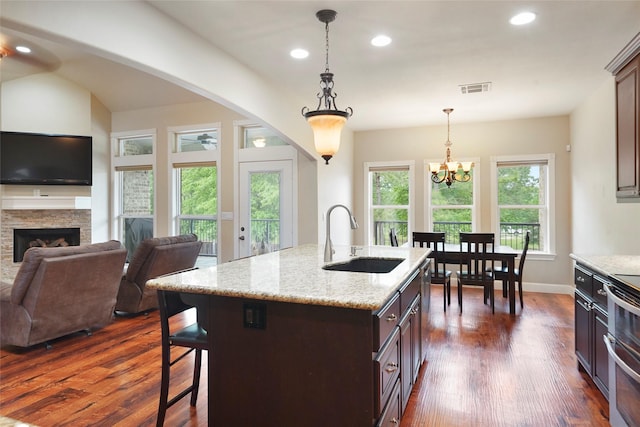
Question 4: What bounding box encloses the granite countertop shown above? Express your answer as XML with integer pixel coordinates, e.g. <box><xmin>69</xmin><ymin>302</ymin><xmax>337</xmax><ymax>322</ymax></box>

<box><xmin>147</xmin><ymin>244</ymin><xmax>431</xmax><ymax>310</ymax></box>
<box><xmin>569</xmin><ymin>253</ymin><xmax>640</xmax><ymax>277</ymax></box>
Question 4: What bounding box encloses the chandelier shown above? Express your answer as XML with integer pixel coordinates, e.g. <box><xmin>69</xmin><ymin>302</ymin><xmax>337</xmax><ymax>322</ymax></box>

<box><xmin>429</xmin><ymin>108</ymin><xmax>473</xmax><ymax>187</ymax></box>
<box><xmin>301</xmin><ymin>9</ymin><xmax>353</xmax><ymax>165</ymax></box>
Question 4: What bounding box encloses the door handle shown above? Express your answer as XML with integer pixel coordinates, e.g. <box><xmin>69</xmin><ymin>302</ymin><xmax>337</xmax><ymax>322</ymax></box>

<box><xmin>239</xmin><ymin>236</ymin><xmax>245</xmax><ymax>240</ymax></box>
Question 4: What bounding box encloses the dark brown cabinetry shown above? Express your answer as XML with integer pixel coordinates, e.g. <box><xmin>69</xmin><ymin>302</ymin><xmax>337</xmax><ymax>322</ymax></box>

<box><xmin>615</xmin><ymin>54</ymin><xmax>640</xmax><ymax>199</ymax></box>
<box><xmin>574</xmin><ymin>264</ymin><xmax>609</xmax><ymax>399</ymax></box>
<box><xmin>375</xmin><ymin>262</ymin><xmax>428</xmax><ymax>425</ymax></box>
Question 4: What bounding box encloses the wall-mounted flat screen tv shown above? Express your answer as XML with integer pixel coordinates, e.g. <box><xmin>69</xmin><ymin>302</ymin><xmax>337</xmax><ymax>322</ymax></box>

<box><xmin>0</xmin><ymin>131</ymin><xmax>92</xmax><ymax>186</ymax></box>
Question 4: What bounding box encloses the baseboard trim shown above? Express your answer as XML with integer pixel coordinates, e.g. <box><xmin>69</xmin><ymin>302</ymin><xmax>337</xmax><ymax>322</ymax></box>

<box><xmin>448</xmin><ymin>281</ymin><xmax>575</xmax><ymax>296</ymax></box>
<box><xmin>522</xmin><ymin>282</ymin><xmax>574</xmax><ymax>295</ymax></box>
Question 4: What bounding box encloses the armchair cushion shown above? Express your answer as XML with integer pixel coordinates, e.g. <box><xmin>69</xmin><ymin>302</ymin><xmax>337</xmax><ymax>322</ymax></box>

<box><xmin>115</xmin><ymin>234</ymin><xmax>202</xmax><ymax>314</ymax></box>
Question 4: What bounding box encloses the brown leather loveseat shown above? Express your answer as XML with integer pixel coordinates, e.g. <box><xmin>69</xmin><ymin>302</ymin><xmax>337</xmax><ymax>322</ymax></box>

<box><xmin>115</xmin><ymin>234</ymin><xmax>202</xmax><ymax>314</ymax></box>
<box><xmin>0</xmin><ymin>240</ymin><xmax>127</xmax><ymax>348</ymax></box>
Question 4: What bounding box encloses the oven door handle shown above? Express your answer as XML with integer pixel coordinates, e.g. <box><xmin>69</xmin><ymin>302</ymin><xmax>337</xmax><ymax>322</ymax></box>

<box><xmin>605</xmin><ymin>283</ymin><xmax>640</xmax><ymax>316</ymax></box>
<box><xmin>604</xmin><ymin>334</ymin><xmax>640</xmax><ymax>384</ymax></box>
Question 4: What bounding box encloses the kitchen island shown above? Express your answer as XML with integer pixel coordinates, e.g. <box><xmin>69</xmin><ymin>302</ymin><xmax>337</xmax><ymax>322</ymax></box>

<box><xmin>147</xmin><ymin>244</ymin><xmax>431</xmax><ymax>426</ymax></box>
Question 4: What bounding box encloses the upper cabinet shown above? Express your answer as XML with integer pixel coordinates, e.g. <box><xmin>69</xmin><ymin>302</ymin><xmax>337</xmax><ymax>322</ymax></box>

<box><xmin>607</xmin><ymin>33</ymin><xmax>640</xmax><ymax>200</ymax></box>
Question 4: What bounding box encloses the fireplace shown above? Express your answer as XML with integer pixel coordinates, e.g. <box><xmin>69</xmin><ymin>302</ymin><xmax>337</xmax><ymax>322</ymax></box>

<box><xmin>13</xmin><ymin>228</ymin><xmax>81</xmax><ymax>262</ymax></box>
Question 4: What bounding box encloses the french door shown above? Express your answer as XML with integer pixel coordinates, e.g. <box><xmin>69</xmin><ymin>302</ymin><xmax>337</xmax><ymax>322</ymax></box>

<box><xmin>238</xmin><ymin>160</ymin><xmax>293</xmax><ymax>258</ymax></box>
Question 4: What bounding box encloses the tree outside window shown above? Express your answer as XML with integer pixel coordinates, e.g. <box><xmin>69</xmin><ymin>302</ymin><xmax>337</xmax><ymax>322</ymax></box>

<box><xmin>370</xmin><ymin>168</ymin><xmax>410</xmax><ymax>246</ymax></box>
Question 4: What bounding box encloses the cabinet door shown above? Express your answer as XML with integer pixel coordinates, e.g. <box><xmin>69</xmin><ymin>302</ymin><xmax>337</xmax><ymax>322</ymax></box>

<box><xmin>575</xmin><ymin>290</ymin><xmax>592</xmax><ymax>373</ymax></box>
<box><xmin>615</xmin><ymin>54</ymin><xmax>640</xmax><ymax>199</ymax></box>
<box><xmin>400</xmin><ymin>311</ymin><xmax>412</xmax><ymax>413</ymax></box>
<box><xmin>410</xmin><ymin>296</ymin><xmax>422</xmax><ymax>385</ymax></box>
<box><xmin>593</xmin><ymin>306</ymin><xmax>609</xmax><ymax>399</ymax></box>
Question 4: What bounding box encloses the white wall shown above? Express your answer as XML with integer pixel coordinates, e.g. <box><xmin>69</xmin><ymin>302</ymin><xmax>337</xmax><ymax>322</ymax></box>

<box><xmin>0</xmin><ymin>74</ymin><xmax>106</xmax><ymax>237</ymax></box>
<box><xmin>570</xmin><ymin>78</ymin><xmax>640</xmax><ymax>255</ymax></box>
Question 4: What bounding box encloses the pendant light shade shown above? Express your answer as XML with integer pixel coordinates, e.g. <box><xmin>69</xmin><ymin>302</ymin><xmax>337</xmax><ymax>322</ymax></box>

<box><xmin>306</xmin><ymin>111</ymin><xmax>349</xmax><ymax>164</ymax></box>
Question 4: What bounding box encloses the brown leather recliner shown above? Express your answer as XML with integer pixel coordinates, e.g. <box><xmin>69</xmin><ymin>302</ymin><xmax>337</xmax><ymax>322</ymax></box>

<box><xmin>0</xmin><ymin>240</ymin><xmax>127</xmax><ymax>348</ymax></box>
<box><xmin>115</xmin><ymin>234</ymin><xmax>202</xmax><ymax>314</ymax></box>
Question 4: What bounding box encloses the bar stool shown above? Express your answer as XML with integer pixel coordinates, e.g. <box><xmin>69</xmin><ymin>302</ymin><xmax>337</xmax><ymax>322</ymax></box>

<box><xmin>156</xmin><ymin>289</ymin><xmax>208</xmax><ymax>427</ymax></box>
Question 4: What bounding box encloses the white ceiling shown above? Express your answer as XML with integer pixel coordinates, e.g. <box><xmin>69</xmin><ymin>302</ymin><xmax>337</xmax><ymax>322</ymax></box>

<box><xmin>1</xmin><ymin>1</ymin><xmax>639</xmax><ymax>130</ymax></box>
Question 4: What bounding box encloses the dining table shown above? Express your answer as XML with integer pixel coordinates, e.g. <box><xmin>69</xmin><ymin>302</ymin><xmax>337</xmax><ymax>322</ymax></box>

<box><xmin>429</xmin><ymin>243</ymin><xmax>520</xmax><ymax>314</ymax></box>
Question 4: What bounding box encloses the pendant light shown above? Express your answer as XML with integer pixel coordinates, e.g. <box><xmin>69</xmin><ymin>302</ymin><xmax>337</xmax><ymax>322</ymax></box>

<box><xmin>301</xmin><ymin>9</ymin><xmax>353</xmax><ymax>165</ymax></box>
<box><xmin>428</xmin><ymin>108</ymin><xmax>473</xmax><ymax>187</ymax></box>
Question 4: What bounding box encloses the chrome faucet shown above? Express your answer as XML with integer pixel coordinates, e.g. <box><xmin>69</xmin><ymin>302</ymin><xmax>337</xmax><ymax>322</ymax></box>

<box><xmin>324</xmin><ymin>204</ymin><xmax>358</xmax><ymax>262</ymax></box>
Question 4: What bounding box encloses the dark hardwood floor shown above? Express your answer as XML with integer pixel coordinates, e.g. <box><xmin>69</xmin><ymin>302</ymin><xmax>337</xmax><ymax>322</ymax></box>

<box><xmin>0</xmin><ymin>286</ymin><xmax>608</xmax><ymax>426</ymax></box>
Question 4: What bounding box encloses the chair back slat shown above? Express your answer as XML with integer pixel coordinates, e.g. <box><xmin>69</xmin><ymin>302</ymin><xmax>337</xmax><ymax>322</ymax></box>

<box><xmin>412</xmin><ymin>232</ymin><xmax>448</xmax><ymax>279</ymax></box>
<box><xmin>459</xmin><ymin>232</ymin><xmax>495</xmax><ymax>280</ymax></box>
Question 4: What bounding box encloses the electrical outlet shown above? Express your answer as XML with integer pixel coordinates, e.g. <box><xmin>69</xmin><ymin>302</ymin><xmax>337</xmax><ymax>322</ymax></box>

<box><xmin>243</xmin><ymin>302</ymin><xmax>266</xmax><ymax>329</ymax></box>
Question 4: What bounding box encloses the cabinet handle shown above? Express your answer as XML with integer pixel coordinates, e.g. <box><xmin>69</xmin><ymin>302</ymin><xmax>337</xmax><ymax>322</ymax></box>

<box><xmin>390</xmin><ymin>417</ymin><xmax>399</xmax><ymax>424</ymax></box>
<box><xmin>386</xmin><ymin>313</ymin><xmax>397</xmax><ymax>322</ymax></box>
<box><xmin>577</xmin><ymin>276</ymin><xmax>585</xmax><ymax>282</ymax></box>
<box><xmin>410</xmin><ymin>308</ymin><xmax>419</xmax><ymax>315</ymax></box>
<box><xmin>596</xmin><ymin>288</ymin><xmax>607</xmax><ymax>296</ymax></box>
<box><xmin>385</xmin><ymin>362</ymin><xmax>398</xmax><ymax>373</ymax></box>
<box><xmin>577</xmin><ymin>299</ymin><xmax>591</xmax><ymax>311</ymax></box>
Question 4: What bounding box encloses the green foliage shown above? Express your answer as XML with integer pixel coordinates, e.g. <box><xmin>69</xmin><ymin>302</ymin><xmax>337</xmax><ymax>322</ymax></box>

<box><xmin>250</xmin><ymin>172</ymin><xmax>280</xmax><ymax>219</ymax></box>
<box><xmin>180</xmin><ymin>167</ymin><xmax>217</xmax><ymax>215</ymax></box>
<box><xmin>498</xmin><ymin>165</ymin><xmax>543</xmax><ymax>224</ymax></box>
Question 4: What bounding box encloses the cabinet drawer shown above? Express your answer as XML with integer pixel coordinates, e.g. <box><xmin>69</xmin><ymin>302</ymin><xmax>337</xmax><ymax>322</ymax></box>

<box><xmin>373</xmin><ymin>293</ymin><xmax>400</xmax><ymax>351</ymax></box>
<box><xmin>399</xmin><ymin>270</ymin><xmax>420</xmax><ymax>315</ymax></box>
<box><xmin>374</xmin><ymin>327</ymin><xmax>400</xmax><ymax>418</ymax></box>
<box><xmin>574</xmin><ymin>265</ymin><xmax>593</xmax><ymax>295</ymax></box>
<box><xmin>592</xmin><ymin>275</ymin><xmax>609</xmax><ymax>309</ymax></box>
<box><xmin>376</xmin><ymin>378</ymin><xmax>401</xmax><ymax>427</ymax></box>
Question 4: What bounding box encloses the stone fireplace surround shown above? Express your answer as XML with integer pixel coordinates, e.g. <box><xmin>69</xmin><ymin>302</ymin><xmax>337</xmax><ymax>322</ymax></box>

<box><xmin>1</xmin><ymin>197</ymin><xmax>91</xmax><ymax>282</ymax></box>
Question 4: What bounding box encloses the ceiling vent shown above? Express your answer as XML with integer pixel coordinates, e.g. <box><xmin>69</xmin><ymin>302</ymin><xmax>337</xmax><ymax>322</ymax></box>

<box><xmin>460</xmin><ymin>82</ymin><xmax>491</xmax><ymax>94</ymax></box>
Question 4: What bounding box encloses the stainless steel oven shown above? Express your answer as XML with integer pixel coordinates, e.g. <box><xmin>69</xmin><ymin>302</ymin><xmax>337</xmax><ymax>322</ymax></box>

<box><xmin>605</xmin><ymin>274</ymin><xmax>640</xmax><ymax>427</ymax></box>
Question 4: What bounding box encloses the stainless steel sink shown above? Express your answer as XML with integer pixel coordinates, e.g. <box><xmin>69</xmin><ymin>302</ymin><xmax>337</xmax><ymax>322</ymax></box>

<box><xmin>322</xmin><ymin>257</ymin><xmax>404</xmax><ymax>273</ymax></box>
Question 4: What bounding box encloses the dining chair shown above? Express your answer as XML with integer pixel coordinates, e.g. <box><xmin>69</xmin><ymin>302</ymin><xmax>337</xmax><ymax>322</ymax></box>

<box><xmin>493</xmin><ymin>231</ymin><xmax>529</xmax><ymax>309</ymax></box>
<box><xmin>390</xmin><ymin>228</ymin><xmax>399</xmax><ymax>247</ymax></box>
<box><xmin>457</xmin><ymin>232</ymin><xmax>495</xmax><ymax>314</ymax></box>
<box><xmin>412</xmin><ymin>232</ymin><xmax>452</xmax><ymax>311</ymax></box>
<box><xmin>156</xmin><ymin>289</ymin><xmax>208</xmax><ymax>427</ymax></box>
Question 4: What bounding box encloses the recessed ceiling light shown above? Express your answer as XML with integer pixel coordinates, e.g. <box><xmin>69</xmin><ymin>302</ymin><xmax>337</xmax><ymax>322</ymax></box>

<box><xmin>290</xmin><ymin>48</ymin><xmax>309</xmax><ymax>59</ymax></box>
<box><xmin>371</xmin><ymin>35</ymin><xmax>391</xmax><ymax>47</ymax></box>
<box><xmin>15</xmin><ymin>46</ymin><xmax>31</xmax><ymax>53</ymax></box>
<box><xmin>510</xmin><ymin>11</ymin><xmax>536</xmax><ymax>26</ymax></box>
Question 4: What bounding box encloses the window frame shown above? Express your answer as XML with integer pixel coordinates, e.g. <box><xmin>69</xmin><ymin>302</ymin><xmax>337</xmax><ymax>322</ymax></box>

<box><xmin>363</xmin><ymin>161</ymin><xmax>415</xmax><ymax>247</ymax></box>
<box><xmin>167</xmin><ymin>124</ymin><xmax>221</xmax><ymax>257</ymax></box>
<box><xmin>110</xmin><ymin>129</ymin><xmax>157</xmax><ymax>243</ymax></box>
<box><xmin>490</xmin><ymin>153</ymin><xmax>556</xmax><ymax>259</ymax></box>
<box><xmin>424</xmin><ymin>157</ymin><xmax>480</xmax><ymax>242</ymax></box>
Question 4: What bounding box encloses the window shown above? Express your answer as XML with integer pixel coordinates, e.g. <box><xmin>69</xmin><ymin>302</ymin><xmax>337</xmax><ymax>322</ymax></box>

<box><xmin>365</xmin><ymin>162</ymin><xmax>414</xmax><ymax>246</ymax></box>
<box><xmin>111</xmin><ymin>131</ymin><xmax>156</xmax><ymax>260</ymax></box>
<box><xmin>491</xmin><ymin>154</ymin><xmax>555</xmax><ymax>254</ymax></box>
<box><xmin>426</xmin><ymin>159</ymin><xmax>480</xmax><ymax>244</ymax></box>
<box><xmin>169</xmin><ymin>126</ymin><xmax>220</xmax><ymax>265</ymax></box>
<box><xmin>241</xmin><ymin>125</ymin><xmax>288</xmax><ymax>149</ymax></box>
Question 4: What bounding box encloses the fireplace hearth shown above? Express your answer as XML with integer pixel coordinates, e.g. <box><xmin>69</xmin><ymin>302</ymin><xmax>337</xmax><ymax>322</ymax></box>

<box><xmin>13</xmin><ymin>228</ymin><xmax>81</xmax><ymax>262</ymax></box>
